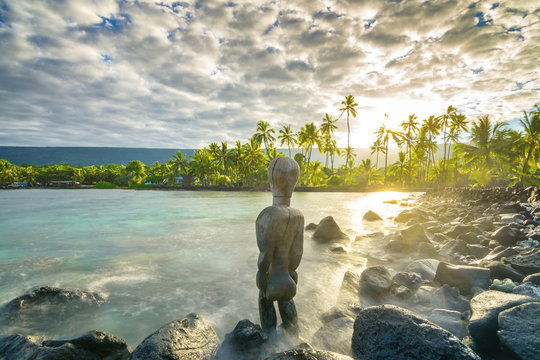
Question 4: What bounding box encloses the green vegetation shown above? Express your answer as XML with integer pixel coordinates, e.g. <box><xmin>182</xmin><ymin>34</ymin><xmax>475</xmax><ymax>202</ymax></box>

<box><xmin>1</xmin><ymin>100</ymin><xmax>539</xmax><ymax>189</ymax></box>
<box><xmin>95</xmin><ymin>181</ymin><xmax>118</xmax><ymax>189</ymax></box>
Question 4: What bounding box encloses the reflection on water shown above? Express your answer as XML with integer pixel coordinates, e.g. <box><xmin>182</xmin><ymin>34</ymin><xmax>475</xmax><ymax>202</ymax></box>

<box><xmin>0</xmin><ymin>189</ymin><xmax>415</xmax><ymax>346</ymax></box>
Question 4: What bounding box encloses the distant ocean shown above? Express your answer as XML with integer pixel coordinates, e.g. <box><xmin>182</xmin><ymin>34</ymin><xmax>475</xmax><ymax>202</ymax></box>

<box><xmin>0</xmin><ymin>146</ymin><xmax>406</xmax><ymax>167</ymax></box>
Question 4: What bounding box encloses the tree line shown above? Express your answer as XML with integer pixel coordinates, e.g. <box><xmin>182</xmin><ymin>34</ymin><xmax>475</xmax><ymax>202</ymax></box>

<box><xmin>1</xmin><ymin>98</ymin><xmax>539</xmax><ymax>189</ymax></box>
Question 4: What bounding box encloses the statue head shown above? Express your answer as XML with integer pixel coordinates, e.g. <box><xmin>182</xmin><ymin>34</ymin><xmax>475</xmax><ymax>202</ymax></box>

<box><xmin>268</xmin><ymin>156</ymin><xmax>300</xmax><ymax>200</ymax></box>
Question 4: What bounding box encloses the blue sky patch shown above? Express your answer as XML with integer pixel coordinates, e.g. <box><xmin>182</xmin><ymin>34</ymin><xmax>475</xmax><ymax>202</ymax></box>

<box><xmin>472</xmin><ymin>67</ymin><xmax>483</xmax><ymax>74</ymax></box>
<box><xmin>474</xmin><ymin>12</ymin><xmax>492</xmax><ymax>27</ymax></box>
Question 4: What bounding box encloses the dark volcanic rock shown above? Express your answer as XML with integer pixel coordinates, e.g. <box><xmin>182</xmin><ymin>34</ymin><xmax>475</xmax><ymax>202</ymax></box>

<box><xmin>0</xmin><ymin>330</ymin><xmax>131</xmax><ymax>360</ymax></box>
<box><xmin>312</xmin><ymin>216</ymin><xmax>349</xmax><ymax>243</ymax></box>
<box><xmin>406</xmin><ymin>258</ymin><xmax>439</xmax><ymax>281</ymax></box>
<box><xmin>337</xmin><ymin>270</ymin><xmax>361</xmax><ymax>307</ymax></box>
<box><xmin>0</xmin><ymin>286</ymin><xmax>105</xmax><ymax>321</ymax></box>
<box><xmin>312</xmin><ymin>317</ymin><xmax>354</xmax><ymax>356</ymax></box>
<box><xmin>523</xmin><ymin>272</ymin><xmax>540</xmax><ymax>286</ymax></box>
<box><xmin>446</xmin><ymin>224</ymin><xmax>480</xmax><ymax>238</ymax></box>
<box><xmin>434</xmin><ymin>263</ymin><xmax>490</xmax><ymax>295</ymax></box>
<box><xmin>482</xmin><ymin>246</ymin><xmax>519</xmax><ymax>262</ymax></box>
<box><xmin>468</xmin><ymin>290</ymin><xmax>537</xmax><ymax>353</ymax></box>
<box><xmin>430</xmin><ymin>285</ymin><xmax>470</xmax><ymax>313</ymax></box>
<box><xmin>265</xmin><ymin>348</ymin><xmax>353</xmax><ymax>360</ymax></box>
<box><xmin>390</xmin><ymin>272</ymin><xmax>422</xmax><ymax>298</ymax></box>
<box><xmin>131</xmin><ymin>313</ymin><xmax>219</xmax><ymax>360</ymax></box>
<box><xmin>467</xmin><ymin>244</ymin><xmax>490</xmax><ymax>259</ymax></box>
<box><xmin>427</xmin><ymin>309</ymin><xmax>466</xmax><ymax>339</ymax></box>
<box><xmin>400</xmin><ymin>223</ymin><xmax>430</xmax><ymax>245</ymax></box>
<box><xmin>489</xmin><ymin>263</ymin><xmax>525</xmax><ymax>283</ymax></box>
<box><xmin>498</xmin><ymin>302</ymin><xmax>540</xmax><ymax>360</ymax></box>
<box><xmin>490</xmin><ymin>225</ymin><xmax>524</xmax><ymax>247</ymax></box>
<box><xmin>507</xmin><ymin>248</ymin><xmax>540</xmax><ymax>275</ymax></box>
<box><xmin>395</xmin><ymin>208</ymin><xmax>431</xmax><ymax>223</ymax></box>
<box><xmin>305</xmin><ymin>223</ymin><xmax>317</xmax><ymax>231</ymax></box>
<box><xmin>351</xmin><ymin>305</ymin><xmax>480</xmax><ymax>360</ymax></box>
<box><xmin>360</xmin><ymin>266</ymin><xmax>392</xmax><ymax>297</ymax></box>
<box><xmin>362</xmin><ymin>210</ymin><xmax>383</xmax><ymax>222</ymax></box>
<box><xmin>216</xmin><ymin>319</ymin><xmax>266</xmax><ymax>360</ymax></box>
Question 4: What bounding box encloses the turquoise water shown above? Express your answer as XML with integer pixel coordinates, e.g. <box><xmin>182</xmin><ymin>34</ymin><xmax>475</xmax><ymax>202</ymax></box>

<box><xmin>0</xmin><ymin>189</ymin><xmax>414</xmax><ymax>346</ymax></box>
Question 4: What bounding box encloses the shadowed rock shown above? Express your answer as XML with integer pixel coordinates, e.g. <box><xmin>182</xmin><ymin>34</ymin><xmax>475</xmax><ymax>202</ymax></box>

<box><xmin>468</xmin><ymin>290</ymin><xmax>537</xmax><ymax>353</ymax></box>
<box><xmin>498</xmin><ymin>302</ymin><xmax>540</xmax><ymax>359</ymax></box>
<box><xmin>405</xmin><ymin>259</ymin><xmax>439</xmax><ymax>281</ymax></box>
<box><xmin>362</xmin><ymin>210</ymin><xmax>383</xmax><ymax>222</ymax></box>
<box><xmin>265</xmin><ymin>348</ymin><xmax>353</xmax><ymax>360</ymax></box>
<box><xmin>351</xmin><ymin>305</ymin><xmax>480</xmax><ymax>360</ymax></box>
<box><xmin>0</xmin><ymin>330</ymin><xmax>131</xmax><ymax>360</ymax></box>
<box><xmin>507</xmin><ymin>248</ymin><xmax>540</xmax><ymax>275</ymax></box>
<box><xmin>490</xmin><ymin>225</ymin><xmax>524</xmax><ymax>247</ymax></box>
<box><xmin>216</xmin><ymin>319</ymin><xmax>267</xmax><ymax>360</ymax></box>
<box><xmin>434</xmin><ymin>263</ymin><xmax>490</xmax><ymax>295</ymax></box>
<box><xmin>427</xmin><ymin>309</ymin><xmax>466</xmax><ymax>339</ymax></box>
<box><xmin>360</xmin><ymin>266</ymin><xmax>392</xmax><ymax>297</ymax></box>
<box><xmin>312</xmin><ymin>317</ymin><xmax>353</xmax><ymax>356</ymax></box>
<box><xmin>523</xmin><ymin>272</ymin><xmax>540</xmax><ymax>286</ymax></box>
<box><xmin>131</xmin><ymin>313</ymin><xmax>219</xmax><ymax>360</ymax></box>
<box><xmin>312</xmin><ymin>216</ymin><xmax>348</xmax><ymax>243</ymax></box>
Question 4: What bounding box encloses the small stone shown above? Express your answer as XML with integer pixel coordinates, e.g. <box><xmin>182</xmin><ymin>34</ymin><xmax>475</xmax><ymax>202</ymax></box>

<box><xmin>362</xmin><ymin>210</ymin><xmax>383</xmax><ymax>222</ymax></box>
<box><xmin>489</xmin><ymin>278</ymin><xmax>517</xmax><ymax>292</ymax></box>
<box><xmin>312</xmin><ymin>216</ymin><xmax>348</xmax><ymax>243</ymax></box>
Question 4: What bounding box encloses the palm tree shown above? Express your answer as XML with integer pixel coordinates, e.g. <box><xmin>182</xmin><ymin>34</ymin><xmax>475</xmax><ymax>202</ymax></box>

<box><xmin>391</xmin><ymin>151</ymin><xmax>407</xmax><ymax>187</ymax></box>
<box><xmin>243</xmin><ymin>136</ymin><xmax>266</xmax><ymax>185</ymax></box>
<box><xmin>170</xmin><ymin>150</ymin><xmax>189</xmax><ymax>181</ymax></box>
<box><xmin>401</xmin><ymin>114</ymin><xmax>419</xmax><ymax>186</ymax></box>
<box><xmin>370</xmin><ymin>138</ymin><xmax>385</xmax><ymax>169</ymax></box>
<box><xmin>519</xmin><ymin>105</ymin><xmax>540</xmax><ymax>185</ymax></box>
<box><xmin>338</xmin><ymin>95</ymin><xmax>358</xmax><ymax>183</ymax></box>
<box><xmin>320</xmin><ymin>113</ymin><xmax>339</xmax><ymax>166</ymax></box>
<box><xmin>375</xmin><ymin>116</ymin><xmax>401</xmax><ymax>185</ymax></box>
<box><xmin>278</xmin><ymin>125</ymin><xmax>296</xmax><ymax>157</ymax></box>
<box><xmin>447</xmin><ymin>113</ymin><xmax>468</xmax><ymax>184</ymax></box>
<box><xmin>422</xmin><ymin>115</ymin><xmax>441</xmax><ymax>183</ymax></box>
<box><xmin>360</xmin><ymin>159</ymin><xmax>375</xmax><ymax>185</ymax></box>
<box><xmin>191</xmin><ymin>148</ymin><xmax>214</xmax><ymax>186</ymax></box>
<box><xmin>255</xmin><ymin>120</ymin><xmax>276</xmax><ymax>159</ymax></box>
<box><xmin>298</xmin><ymin>122</ymin><xmax>321</xmax><ymax>186</ymax></box>
<box><xmin>439</xmin><ymin>105</ymin><xmax>457</xmax><ymax>186</ymax></box>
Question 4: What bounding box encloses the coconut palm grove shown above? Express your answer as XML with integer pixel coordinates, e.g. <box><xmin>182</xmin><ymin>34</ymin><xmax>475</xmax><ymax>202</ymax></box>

<box><xmin>1</xmin><ymin>96</ymin><xmax>539</xmax><ymax>190</ymax></box>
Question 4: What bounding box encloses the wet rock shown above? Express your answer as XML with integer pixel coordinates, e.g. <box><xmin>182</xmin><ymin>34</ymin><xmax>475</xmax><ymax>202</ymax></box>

<box><xmin>471</xmin><ymin>217</ymin><xmax>495</xmax><ymax>231</ymax></box>
<box><xmin>468</xmin><ymin>290</ymin><xmax>537</xmax><ymax>353</ymax></box>
<box><xmin>351</xmin><ymin>305</ymin><xmax>480</xmax><ymax>360</ymax></box>
<box><xmin>427</xmin><ymin>309</ymin><xmax>466</xmax><ymax>339</ymax></box>
<box><xmin>405</xmin><ymin>259</ymin><xmax>439</xmax><ymax>281</ymax></box>
<box><xmin>434</xmin><ymin>263</ymin><xmax>490</xmax><ymax>295</ymax></box>
<box><xmin>360</xmin><ymin>266</ymin><xmax>392</xmax><ymax>297</ymax></box>
<box><xmin>329</xmin><ymin>244</ymin><xmax>349</xmax><ymax>253</ymax></box>
<box><xmin>0</xmin><ymin>286</ymin><xmax>105</xmax><ymax>322</ymax></box>
<box><xmin>305</xmin><ymin>223</ymin><xmax>317</xmax><ymax>231</ymax></box>
<box><xmin>523</xmin><ymin>272</ymin><xmax>540</xmax><ymax>286</ymax></box>
<box><xmin>216</xmin><ymin>319</ymin><xmax>266</xmax><ymax>360</ymax></box>
<box><xmin>482</xmin><ymin>246</ymin><xmax>519</xmax><ymax>262</ymax></box>
<box><xmin>488</xmin><ymin>263</ymin><xmax>524</xmax><ymax>283</ymax></box>
<box><xmin>498</xmin><ymin>302</ymin><xmax>540</xmax><ymax>360</ymax></box>
<box><xmin>512</xmin><ymin>283</ymin><xmax>540</xmax><ymax>298</ymax></box>
<box><xmin>446</xmin><ymin>224</ymin><xmax>480</xmax><ymax>238</ymax></box>
<box><xmin>390</xmin><ymin>272</ymin><xmax>422</xmax><ymax>298</ymax></box>
<box><xmin>320</xmin><ymin>304</ymin><xmax>362</xmax><ymax>324</ymax></box>
<box><xmin>507</xmin><ymin>248</ymin><xmax>540</xmax><ymax>275</ymax></box>
<box><xmin>362</xmin><ymin>210</ymin><xmax>382</xmax><ymax>222</ymax></box>
<box><xmin>312</xmin><ymin>317</ymin><xmax>353</xmax><ymax>356</ymax></box>
<box><xmin>131</xmin><ymin>313</ymin><xmax>219</xmax><ymax>360</ymax></box>
<box><xmin>400</xmin><ymin>223</ymin><xmax>430</xmax><ymax>244</ymax></box>
<box><xmin>417</xmin><ymin>242</ymin><xmax>439</xmax><ymax>258</ymax></box>
<box><xmin>312</xmin><ymin>216</ymin><xmax>349</xmax><ymax>243</ymax></box>
<box><xmin>430</xmin><ymin>285</ymin><xmax>470</xmax><ymax>313</ymax></box>
<box><xmin>395</xmin><ymin>208</ymin><xmax>431</xmax><ymax>223</ymax></box>
<box><xmin>439</xmin><ymin>239</ymin><xmax>469</xmax><ymax>258</ymax></box>
<box><xmin>467</xmin><ymin>244</ymin><xmax>490</xmax><ymax>259</ymax></box>
<box><xmin>337</xmin><ymin>271</ymin><xmax>360</xmax><ymax>307</ymax></box>
<box><xmin>490</xmin><ymin>225</ymin><xmax>524</xmax><ymax>247</ymax></box>
<box><xmin>264</xmin><ymin>348</ymin><xmax>353</xmax><ymax>360</ymax></box>
<box><xmin>0</xmin><ymin>330</ymin><xmax>131</xmax><ymax>360</ymax></box>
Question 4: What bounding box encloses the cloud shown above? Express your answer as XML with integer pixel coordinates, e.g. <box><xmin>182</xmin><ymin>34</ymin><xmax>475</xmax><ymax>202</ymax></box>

<box><xmin>0</xmin><ymin>0</ymin><xmax>538</xmax><ymax>149</ymax></box>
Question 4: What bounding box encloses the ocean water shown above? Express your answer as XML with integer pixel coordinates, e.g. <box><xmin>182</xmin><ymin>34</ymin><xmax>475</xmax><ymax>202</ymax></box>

<box><xmin>0</xmin><ymin>189</ymin><xmax>415</xmax><ymax>347</ymax></box>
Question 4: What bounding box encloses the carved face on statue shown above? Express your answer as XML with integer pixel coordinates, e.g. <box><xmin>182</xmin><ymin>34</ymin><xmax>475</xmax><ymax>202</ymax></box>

<box><xmin>268</xmin><ymin>157</ymin><xmax>300</xmax><ymax>200</ymax></box>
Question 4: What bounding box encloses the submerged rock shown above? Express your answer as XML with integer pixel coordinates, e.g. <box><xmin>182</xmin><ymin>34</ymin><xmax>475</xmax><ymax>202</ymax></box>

<box><xmin>498</xmin><ymin>302</ymin><xmax>540</xmax><ymax>360</ymax></box>
<box><xmin>312</xmin><ymin>216</ymin><xmax>349</xmax><ymax>243</ymax></box>
<box><xmin>0</xmin><ymin>330</ymin><xmax>131</xmax><ymax>360</ymax></box>
<box><xmin>468</xmin><ymin>290</ymin><xmax>537</xmax><ymax>353</ymax></box>
<box><xmin>337</xmin><ymin>270</ymin><xmax>361</xmax><ymax>307</ymax></box>
<box><xmin>362</xmin><ymin>210</ymin><xmax>383</xmax><ymax>222</ymax></box>
<box><xmin>405</xmin><ymin>259</ymin><xmax>440</xmax><ymax>281</ymax></box>
<box><xmin>427</xmin><ymin>309</ymin><xmax>466</xmax><ymax>339</ymax></box>
<box><xmin>131</xmin><ymin>313</ymin><xmax>219</xmax><ymax>360</ymax></box>
<box><xmin>264</xmin><ymin>348</ymin><xmax>353</xmax><ymax>360</ymax></box>
<box><xmin>434</xmin><ymin>263</ymin><xmax>490</xmax><ymax>295</ymax></box>
<box><xmin>430</xmin><ymin>285</ymin><xmax>470</xmax><ymax>313</ymax></box>
<box><xmin>360</xmin><ymin>266</ymin><xmax>392</xmax><ymax>297</ymax></box>
<box><xmin>351</xmin><ymin>305</ymin><xmax>480</xmax><ymax>360</ymax></box>
<box><xmin>216</xmin><ymin>319</ymin><xmax>267</xmax><ymax>360</ymax></box>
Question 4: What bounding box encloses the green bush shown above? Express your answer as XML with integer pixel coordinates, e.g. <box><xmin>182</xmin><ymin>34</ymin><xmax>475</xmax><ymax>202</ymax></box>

<box><xmin>95</xmin><ymin>181</ymin><xmax>117</xmax><ymax>189</ymax></box>
<box><xmin>128</xmin><ymin>183</ymin><xmax>154</xmax><ymax>190</ymax></box>
<box><xmin>326</xmin><ymin>175</ymin><xmax>342</xmax><ymax>186</ymax></box>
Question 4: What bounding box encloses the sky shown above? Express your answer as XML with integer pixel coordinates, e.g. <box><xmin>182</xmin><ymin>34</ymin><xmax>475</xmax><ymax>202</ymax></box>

<box><xmin>0</xmin><ymin>0</ymin><xmax>538</xmax><ymax>149</ymax></box>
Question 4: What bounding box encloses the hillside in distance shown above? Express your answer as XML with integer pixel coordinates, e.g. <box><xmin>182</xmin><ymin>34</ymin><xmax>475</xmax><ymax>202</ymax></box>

<box><xmin>0</xmin><ymin>146</ymin><xmax>429</xmax><ymax>167</ymax></box>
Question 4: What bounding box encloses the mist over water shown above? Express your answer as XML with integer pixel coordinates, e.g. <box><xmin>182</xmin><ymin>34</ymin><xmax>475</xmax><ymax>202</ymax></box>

<box><xmin>0</xmin><ymin>189</ymin><xmax>414</xmax><ymax>347</ymax></box>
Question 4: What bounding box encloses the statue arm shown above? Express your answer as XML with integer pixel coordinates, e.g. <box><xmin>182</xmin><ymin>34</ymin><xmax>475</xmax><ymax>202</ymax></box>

<box><xmin>256</xmin><ymin>211</ymin><xmax>276</xmax><ymax>292</ymax></box>
<box><xmin>288</xmin><ymin>213</ymin><xmax>304</xmax><ymax>283</ymax></box>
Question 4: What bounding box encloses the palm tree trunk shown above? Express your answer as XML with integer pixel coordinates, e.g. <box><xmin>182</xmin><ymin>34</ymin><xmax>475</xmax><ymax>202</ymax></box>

<box><xmin>441</xmin><ymin>122</ymin><xmax>447</xmax><ymax>187</ymax></box>
<box><xmin>384</xmin><ymin>141</ymin><xmax>388</xmax><ymax>185</ymax></box>
<box><xmin>306</xmin><ymin>147</ymin><xmax>312</xmax><ymax>186</ymax></box>
<box><xmin>520</xmin><ymin>149</ymin><xmax>533</xmax><ymax>186</ymax></box>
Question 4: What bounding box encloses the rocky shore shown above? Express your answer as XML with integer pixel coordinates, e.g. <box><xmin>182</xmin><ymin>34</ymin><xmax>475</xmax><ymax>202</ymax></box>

<box><xmin>1</xmin><ymin>186</ymin><xmax>540</xmax><ymax>359</ymax></box>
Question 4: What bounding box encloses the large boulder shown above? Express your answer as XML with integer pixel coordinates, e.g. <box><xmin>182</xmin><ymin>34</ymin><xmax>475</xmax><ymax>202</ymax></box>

<box><xmin>498</xmin><ymin>302</ymin><xmax>540</xmax><ymax>359</ymax></box>
<box><xmin>490</xmin><ymin>225</ymin><xmax>524</xmax><ymax>247</ymax></box>
<box><xmin>434</xmin><ymin>263</ymin><xmax>490</xmax><ymax>295</ymax></box>
<box><xmin>0</xmin><ymin>330</ymin><xmax>131</xmax><ymax>360</ymax></box>
<box><xmin>405</xmin><ymin>259</ymin><xmax>440</xmax><ymax>281</ymax></box>
<box><xmin>264</xmin><ymin>348</ymin><xmax>353</xmax><ymax>360</ymax></box>
<box><xmin>215</xmin><ymin>319</ymin><xmax>267</xmax><ymax>360</ymax></box>
<box><xmin>507</xmin><ymin>248</ymin><xmax>540</xmax><ymax>275</ymax></box>
<box><xmin>468</xmin><ymin>290</ymin><xmax>537</xmax><ymax>353</ymax></box>
<box><xmin>131</xmin><ymin>313</ymin><xmax>219</xmax><ymax>360</ymax></box>
<box><xmin>0</xmin><ymin>286</ymin><xmax>105</xmax><ymax>322</ymax></box>
<box><xmin>360</xmin><ymin>266</ymin><xmax>392</xmax><ymax>297</ymax></box>
<box><xmin>351</xmin><ymin>305</ymin><xmax>480</xmax><ymax>360</ymax></box>
<box><xmin>311</xmin><ymin>317</ymin><xmax>354</xmax><ymax>356</ymax></box>
<box><xmin>312</xmin><ymin>216</ymin><xmax>349</xmax><ymax>243</ymax></box>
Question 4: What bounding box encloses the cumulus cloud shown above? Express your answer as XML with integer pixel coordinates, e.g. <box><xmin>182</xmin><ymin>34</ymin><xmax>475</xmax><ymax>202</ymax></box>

<box><xmin>0</xmin><ymin>0</ymin><xmax>538</xmax><ymax>148</ymax></box>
